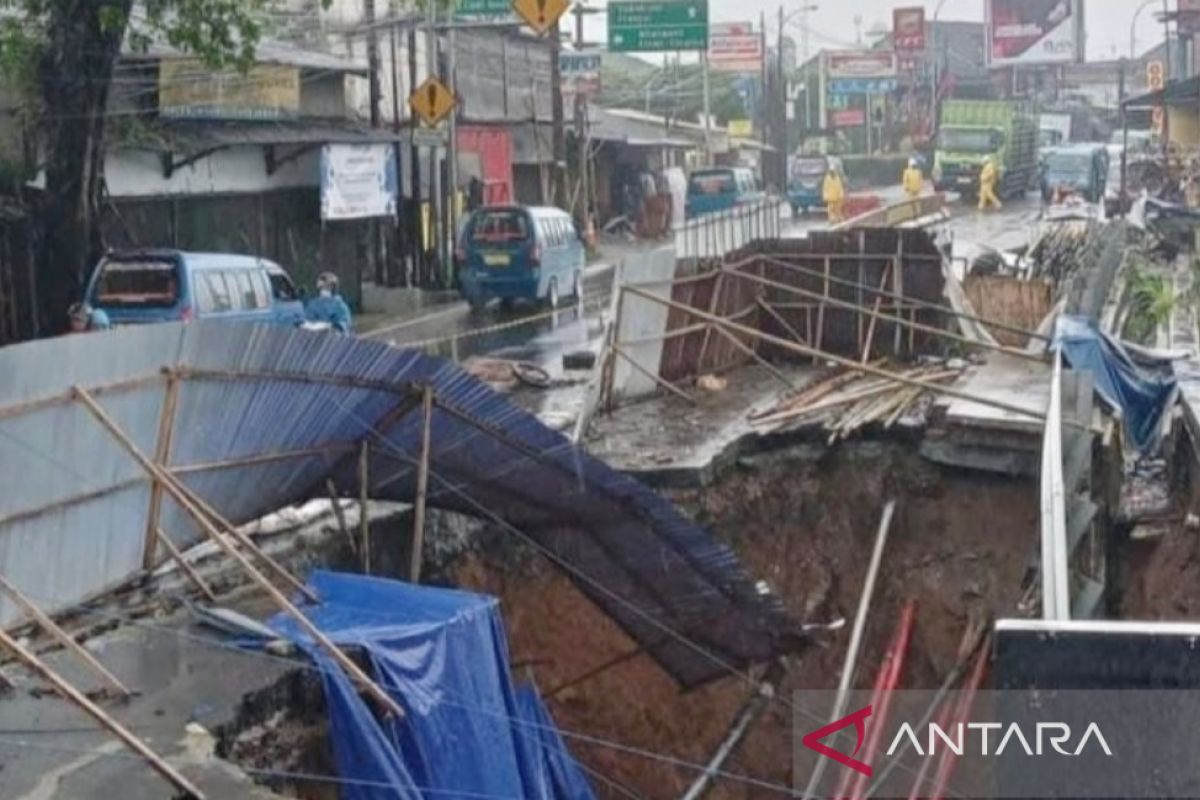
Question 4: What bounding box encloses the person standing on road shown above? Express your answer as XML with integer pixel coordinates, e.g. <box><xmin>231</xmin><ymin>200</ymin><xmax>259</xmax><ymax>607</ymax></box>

<box><xmin>304</xmin><ymin>272</ymin><xmax>352</xmax><ymax>334</ymax></box>
<box><xmin>823</xmin><ymin>166</ymin><xmax>846</xmax><ymax>223</ymax></box>
<box><xmin>67</xmin><ymin>302</ymin><xmax>110</xmax><ymax>333</ymax></box>
<box><xmin>902</xmin><ymin>157</ymin><xmax>924</xmax><ymax>199</ymax></box>
<box><xmin>978</xmin><ymin>156</ymin><xmax>1003</xmax><ymax>212</ymax></box>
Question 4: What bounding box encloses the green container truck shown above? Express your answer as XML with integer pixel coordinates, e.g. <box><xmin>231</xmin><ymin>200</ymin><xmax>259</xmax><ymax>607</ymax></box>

<box><xmin>932</xmin><ymin>100</ymin><xmax>1038</xmax><ymax>199</ymax></box>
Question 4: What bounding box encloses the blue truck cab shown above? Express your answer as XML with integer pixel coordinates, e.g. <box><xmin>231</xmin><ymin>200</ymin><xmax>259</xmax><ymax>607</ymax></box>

<box><xmin>84</xmin><ymin>250</ymin><xmax>307</xmax><ymax>327</ymax></box>
<box><xmin>457</xmin><ymin>205</ymin><xmax>585</xmax><ymax>310</ymax></box>
<box><xmin>787</xmin><ymin>155</ymin><xmax>843</xmax><ymax>217</ymax></box>
<box><xmin>685</xmin><ymin>167</ymin><xmax>763</xmax><ymax>218</ymax></box>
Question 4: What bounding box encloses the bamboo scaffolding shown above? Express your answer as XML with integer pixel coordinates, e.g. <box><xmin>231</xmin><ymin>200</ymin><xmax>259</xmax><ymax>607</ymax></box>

<box><xmin>410</xmin><ymin>385</ymin><xmax>434</xmax><ymax>583</ymax></box>
<box><xmin>622</xmin><ymin>285</ymin><xmax>1047</xmax><ymax>422</ymax></box>
<box><xmin>155</xmin><ymin>527</ymin><xmax>217</xmax><ymax>602</ymax></box>
<box><xmin>73</xmin><ymin>387</ymin><xmax>407</xmax><ymax>721</ymax></box>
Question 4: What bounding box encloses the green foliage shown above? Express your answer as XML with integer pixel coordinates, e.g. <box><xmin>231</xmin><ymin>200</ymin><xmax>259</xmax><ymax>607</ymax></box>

<box><xmin>1121</xmin><ymin>264</ymin><xmax>1175</xmax><ymax>346</ymax></box>
<box><xmin>598</xmin><ymin>60</ymin><xmax>752</xmax><ymax>126</ymax></box>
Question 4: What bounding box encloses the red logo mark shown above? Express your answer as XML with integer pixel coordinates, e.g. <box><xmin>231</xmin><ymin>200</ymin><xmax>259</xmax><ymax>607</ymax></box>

<box><xmin>802</xmin><ymin>705</ymin><xmax>874</xmax><ymax>777</ymax></box>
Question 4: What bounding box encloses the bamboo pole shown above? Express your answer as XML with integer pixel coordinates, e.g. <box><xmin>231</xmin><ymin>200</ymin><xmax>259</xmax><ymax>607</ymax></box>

<box><xmin>711</xmin><ymin>326</ymin><xmax>795</xmax><ymax>389</ymax></box>
<box><xmin>816</xmin><ymin>256</ymin><xmax>830</xmax><ymax>356</ymax></box>
<box><xmin>802</xmin><ymin>500</ymin><xmax>896</xmax><ymax>800</ymax></box>
<box><xmin>622</xmin><ymin>286</ymin><xmax>1047</xmax><ymax>423</ymax></box>
<box><xmin>174</xmin><ymin>482</ymin><xmax>319</xmax><ymax>604</ymax></box>
<box><xmin>612</xmin><ymin>345</ymin><xmax>696</xmax><ymax>404</ymax></box>
<box><xmin>0</xmin><ymin>625</ymin><xmax>206</xmax><ymax>799</ymax></box>
<box><xmin>326</xmin><ymin>479</ymin><xmax>356</xmax><ymax>557</ymax></box>
<box><xmin>721</xmin><ymin>268</ymin><xmax>1045</xmax><ymax>363</ymax></box>
<box><xmin>359</xmin><ymin>441</ymin><xmax>371</xmax><ymax>574</ymax></box>
<box><xmin>756</xmin><ymin>299</ymin><xmax>808</xmax><ymax>346</ymax></box>
<box><xmin>72</xmin><ymin>387</ymin><xmax>406</xmax><ymax>720</ymax></box>
<box><xmin>142</xmin><ymin>374</ymin><xmax>180</xmax><ymax>570</ymax></box>
<box><xmin>0</xmin><ymin>575</ymin><xmax>132</xmax><ymax>697</ymax></box>
<box><xmin>758</xmin><ymin>255</ymin><xmax>1050</xmax><ymax>343</ymax></box>
<box><xmin>155</xmin><ymin>527</ymin><xmax>217</xmax><ymax>603</ymax></box>
<box><xmin>409</xmin><ymin>385</ymin><xmax>434</xmax><ymax>584</ymax></box>
<box><xmin>861</xmin><ymin>264</ymin><xmax>892</xmax><ymax>364</ymax></box>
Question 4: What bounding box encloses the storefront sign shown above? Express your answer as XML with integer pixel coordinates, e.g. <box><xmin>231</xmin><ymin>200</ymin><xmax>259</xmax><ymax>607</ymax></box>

<box><xmin>825</xmin><ymin>50</ymin><xmax>897</xmax><ymax>79</ymax></box>
<box><xmin>320</xmin><ymin>144</ymin><xmax>399</xmax><ymax>221</ymax></box>
<box><xmin>709</xmin><ymin>21</ymin><xmax>763</xmax><ymax>74</ymax></box>
<box><xmin>829</xmin><ymin>78</ymin><xmax>898</xmax><ymax>94</ymax></box>
<box><xmin>893</xmin><ymin>7</ymin><xmax>926</xmax><ymax>51</ymax></box>
<box><xmin>159</xmin><ymin>59</ymin><xmax>300</xmax><ymax>120</ymax></box>
<box><xmin>727</xmin><ymin>119</ymin><xmax>753</xmax><ymax>137</ymax></box>
<box><xmin>831</xmin><ymin>109</ymin><xmax>867</xmax><ymax>127</ymax></box>
<box><xmin>560</xmin><ymin>50</ymin><xmax>603</xmax><ymax>95</ymax></box>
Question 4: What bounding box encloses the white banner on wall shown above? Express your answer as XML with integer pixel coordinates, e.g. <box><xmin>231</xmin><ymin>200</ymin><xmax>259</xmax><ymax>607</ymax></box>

<box><xmin>320</xmin><ymin>143</ymin><xmax>398</xmax><ymax>221</ymax></box>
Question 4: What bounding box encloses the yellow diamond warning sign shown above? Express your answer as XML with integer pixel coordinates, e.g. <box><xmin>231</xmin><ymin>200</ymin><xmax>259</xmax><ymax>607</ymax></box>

<box><xmin>409</xmin><ymin>77</ymin><xmax>456</xmax><ymax>127</ymax></box>
<box><xmin>511</xmin><ymin>0</ymin><xmax>569</xmax><ymax>35</ymax></box>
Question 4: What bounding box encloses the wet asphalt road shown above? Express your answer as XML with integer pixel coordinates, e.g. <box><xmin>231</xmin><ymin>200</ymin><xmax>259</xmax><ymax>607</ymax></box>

<box><xmin>362</xmin><ymin>190</ymin><xmax>1044</xmax><ymax>375</ymax></box>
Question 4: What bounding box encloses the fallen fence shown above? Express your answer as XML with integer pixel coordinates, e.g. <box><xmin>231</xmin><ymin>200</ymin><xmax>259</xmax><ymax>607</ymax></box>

<box><xmin>674</xmin><ymin>198</ymin><xmax>784</xmax><ymax>262</ymax></box>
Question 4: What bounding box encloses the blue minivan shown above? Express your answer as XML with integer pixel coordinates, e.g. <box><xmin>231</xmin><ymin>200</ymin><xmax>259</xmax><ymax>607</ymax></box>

<box><xmin>457</xmin><ymin>206</ymin><xmax>584</xmax><ymax>310</ymax></box>
<box><xmin>84</xmin><ymin>250</ymin><xmax>307</xmax><ymax>327</ymax></box>
<box><xmin>685</xmin><ymin>167</ymin><xmax>764</xmax><ymax>218</ymax></box>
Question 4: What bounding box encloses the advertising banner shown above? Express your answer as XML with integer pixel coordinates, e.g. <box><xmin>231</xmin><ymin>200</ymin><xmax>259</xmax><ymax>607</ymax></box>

<box><xmin>893</xmin><ymin>7</ymin><xmax>926</xmax><ymax>51</ymax></box>
<box><xmin>159</xmin><ymin>59</ymin><xmax>300</xmax><ymax>120</ymax></box>
<box><xmin>560</xmin><ymin>50</ymin><xmax>603</xmax><ymax>95</ymax></box>
<box><xmin>320</xmin><ymin>144</ymin><xmax>399</xmax><ymax>221</ymax></box>
<box><xmin>831</xmin><ymin>109</ymin><xmax>867</xmax><ymax>127</ymax></box>
<box><xmin>986</xmin><ymin>0</ymin><xmax>1082</xmax><ymax>66</ymax></box>
<box><xmin>825</xmin><ymin>50</ymin><xmax>897</xmax><ymax>79</ymax></box>
<box><xmin>708</xmin><ymin>21</ymin><xmax>764</xmax><ymax>74</ymax></box>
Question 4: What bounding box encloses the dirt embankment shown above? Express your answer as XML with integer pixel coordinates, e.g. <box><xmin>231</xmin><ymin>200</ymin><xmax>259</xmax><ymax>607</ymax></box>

<box><xmin>453</xmin><ymin>442</ymin><xmax>1039</xmax><ymax>799</ymax></box>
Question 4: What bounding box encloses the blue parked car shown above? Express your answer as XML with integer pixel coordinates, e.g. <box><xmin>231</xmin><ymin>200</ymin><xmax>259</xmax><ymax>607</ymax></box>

<box><xmin>457</xmin><ymin>205</ymin><xmax>584</xmax><ymax>310</ymax></box>
<box><xmin>84</xmin><ymin>250</ymin><xmax>308</xmax><ymax>327</ymax></box>
<box><xmin>685</xmin><ymin>167</ymin><xmax>764</xmax><ymax>217</ymax></box>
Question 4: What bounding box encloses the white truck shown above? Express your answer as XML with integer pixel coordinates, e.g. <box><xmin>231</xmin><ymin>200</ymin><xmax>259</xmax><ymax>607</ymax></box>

<box><xmin>1038</xmin><ymin>113</ymin><xmax>1073</xmax><ymax>150</ymax></box>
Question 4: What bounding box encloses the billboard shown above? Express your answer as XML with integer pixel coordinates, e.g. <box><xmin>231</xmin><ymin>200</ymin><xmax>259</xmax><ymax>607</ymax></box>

<box><xmin>893</xmin><ymin>7</ymin><xmax>926</xmax><ymax>51</ymax></box>
<box><xmin>560</xmin><ymin>50</ymin><xmax>603</xmax><ymax>95</ymax></box>
<box><xmin>825</xmin><ymin>50</ymin><xmax>897</xmax><ymax>79</ymax></box>
<box><xmin>320</xmin><ymin>144</ymin><xmax>398</xmax><ymax>221</ymax></box>
<box><xmin>986</xmin><ymin>0</ymin><xmax>1083</xmax><ymax>66</ymax></box>
<box><xmin>159</xmin><ymin>60</ymin><xmax>300</xmax><ymax>120</ymax></box>
<box><xmin>708</xmin><ymin>21</ymin><xmax>764</xmax><ymax>74</ymax></box>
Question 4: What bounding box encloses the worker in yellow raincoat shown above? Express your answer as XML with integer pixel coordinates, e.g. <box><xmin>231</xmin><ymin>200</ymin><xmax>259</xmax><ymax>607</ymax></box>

<box><xmin>978</xmin><ymin>156</ymin><xmax>1002</xmax><ymax>212</ymax></box>
<box><xmin>902</xmin><ymin>157</ymin><xmax>924</xmax><ymax>199</ymax></box>
<box><xmin>823</xmin><ymin>166</ymin><xmax>846</xmax><ymax>223</ymax></box>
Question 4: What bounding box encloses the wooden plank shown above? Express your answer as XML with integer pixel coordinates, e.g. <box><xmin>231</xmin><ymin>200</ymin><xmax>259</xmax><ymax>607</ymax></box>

<box><xmin>815</xmin><ymin>256</ymin><xmax>830</xmax><ymax>357</ymax></box>
<box><xmin>0</xmin><ymin>575</ymin><xmax>132</xmax><ymax>697</ymax></box>
<box><xmin>73</xmin><ymin>387</ymin><xmax>407</xmax><ymax>721</ymax></box>
<box><xmin>410</xmin><ymin>385</ymin><xmax>434</xmax><ymax>583</ymax></box>
<box><xmin>861</xmin><ymin>264</ymin><xmax>892</xmax><ymax>364</ymax></box>
<box><xmin>326</xmin><ymin>479</ymin><xmax>357</xmax><ymax>557</ymax></box>
<box><xmin>712</xmin><ymin>325</ymin><xmax>794</xmax><ymax>389</ymax></box>
<box><xmin>0</xmin><ymin>625</ymin><xmax>206</xmax><ymax>799</ymax></box>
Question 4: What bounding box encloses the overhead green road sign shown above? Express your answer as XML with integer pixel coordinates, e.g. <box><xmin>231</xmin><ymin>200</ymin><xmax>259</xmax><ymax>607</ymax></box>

<box><xmin>455</xmin><ymin>0</ymin><xmax>512</xmax><ymax>18</ymax></box>
<box><xmin>607</xmin><ymin>0</ymin><xmax>709</xmax><ymax>52</ymax></box>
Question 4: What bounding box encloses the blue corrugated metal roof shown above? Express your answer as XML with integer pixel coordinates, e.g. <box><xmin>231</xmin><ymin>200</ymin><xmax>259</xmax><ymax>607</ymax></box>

<box><xmin>0</xmin><ymin>323</ymin><xmax>801</xmax><ymax>687</ymax></box>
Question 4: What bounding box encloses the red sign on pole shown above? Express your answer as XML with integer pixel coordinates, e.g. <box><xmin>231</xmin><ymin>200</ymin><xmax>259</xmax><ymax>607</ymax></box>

<box><xmin>893</xmin><ymin>7</ymin><xmax>926</xmax><ymax>52</ymax></box>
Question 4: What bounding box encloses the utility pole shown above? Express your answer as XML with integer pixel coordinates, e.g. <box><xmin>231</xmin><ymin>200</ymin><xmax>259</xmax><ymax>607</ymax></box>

<box><xmin>408</xmin><ymin>24</ymin><xmax>422</xmax><ymax>285</ymax></box>
<box><xmin>425</xmin><ymin>0</ymin><xmax>443</xmax><ymax>284</ymax></box>
<box><xmin>446</xmin><ymin>23</ymin><xmax>458</xmax><ymax>288</ymax></box>
<box><xmin>550</xmin><ymin>24</ymin><xmax>570</xmax><ymax>206</ymax></box>
<box><xmin>1162</xmin><ymin>0</ymin><xmax>1171</xmax><ymax>158</ymax></box>
<box><xmin>701</xmin><ymin>51</ymin><xmax>712</xmax><ymax>164</ymax></box>
<box><xmin>364</xmin><ymin>0</ymin><xmax>384</xmax><ymax>285</ymax></box>
<box><xmin>389</xmin><ymin>12</ymin><xmax>405</xmax><ymax>286</ymax></box>
<box><xmin>572</xmin><ymin>10</ymin><xmax>592</xmax><ymax>228</ymax></box>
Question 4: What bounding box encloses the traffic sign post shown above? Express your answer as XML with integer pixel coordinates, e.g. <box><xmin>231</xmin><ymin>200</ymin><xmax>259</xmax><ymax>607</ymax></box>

<box><xmin>607</xmin><ymin>0</ymin><xmax>708</xmax><ymax>52</ymax></box>
<box><xmin>512</xmin><ymin>0</ymin><xmax>570</xmax><ymax>35</ymax></box>
<box><xmin>409</xmin><ymin>77</ymin><xmax>456</xmax><ymax>127</ymax></box>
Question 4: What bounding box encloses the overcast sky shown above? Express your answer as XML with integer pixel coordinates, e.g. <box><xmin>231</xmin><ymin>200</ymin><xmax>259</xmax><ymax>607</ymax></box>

<box><xmin>579</xmin><ymin>0</ymin><xmax>1166</xmax><ymax>64</ymax></box>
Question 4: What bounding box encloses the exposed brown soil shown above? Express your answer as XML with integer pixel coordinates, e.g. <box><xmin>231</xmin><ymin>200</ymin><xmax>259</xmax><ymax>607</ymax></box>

<box><xmin>453</xmin><ymin>441</ymin><xmax>1039</xmax><ymax>799</ymax></box>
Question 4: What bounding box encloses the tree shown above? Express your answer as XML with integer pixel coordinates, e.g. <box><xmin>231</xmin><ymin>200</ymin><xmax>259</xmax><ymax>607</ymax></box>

<box><xmin>0</xmin><ymin>0</ymin><xmax>282</xmax><ymax>334</ymax></box>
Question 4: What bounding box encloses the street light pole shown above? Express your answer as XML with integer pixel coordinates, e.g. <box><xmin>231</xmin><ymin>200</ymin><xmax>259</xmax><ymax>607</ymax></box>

<box><xmin>930</xmin><ymin>0</ymin><xmax>950</xmax><ymax>140</ymax></box>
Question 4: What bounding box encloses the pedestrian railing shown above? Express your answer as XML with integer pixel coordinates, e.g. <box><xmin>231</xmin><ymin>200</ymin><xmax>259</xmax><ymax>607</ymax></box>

<box><xmin>674</xmin><ymin>199</ymin><xmax>784</xmax><ymax>261</ymax></box>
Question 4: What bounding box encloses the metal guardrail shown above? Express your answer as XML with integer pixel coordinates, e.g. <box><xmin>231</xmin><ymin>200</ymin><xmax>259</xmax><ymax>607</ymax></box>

<box><xmin>673</xmin><ymin>199</ymin><xmax>784</xmax><ymax>261</ymax></box>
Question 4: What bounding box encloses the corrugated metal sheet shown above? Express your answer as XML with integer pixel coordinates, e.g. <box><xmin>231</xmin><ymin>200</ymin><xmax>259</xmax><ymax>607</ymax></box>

<box><xmin>0</xmin><ymin>323</ymin><xmax>801</xmax><ymax>687</ymax></box>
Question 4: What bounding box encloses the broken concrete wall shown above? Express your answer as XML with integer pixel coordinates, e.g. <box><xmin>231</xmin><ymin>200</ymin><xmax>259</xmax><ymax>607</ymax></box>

<box><xmin>611</xmin><ymin>246</ymin><xmax>680</xmax><ymax>401</ymax></box>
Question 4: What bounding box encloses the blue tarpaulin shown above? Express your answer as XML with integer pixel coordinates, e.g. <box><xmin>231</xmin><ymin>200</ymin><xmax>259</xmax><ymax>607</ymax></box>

<box><xmin>270</xmin><ymin>571</ymin><xmax>596</xmax><ymax>800</ymax></box>
<box><xmin>1055</xmin><ymin>315</ymin><xmax>1178</xmax><ymax>452</ymax></box>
